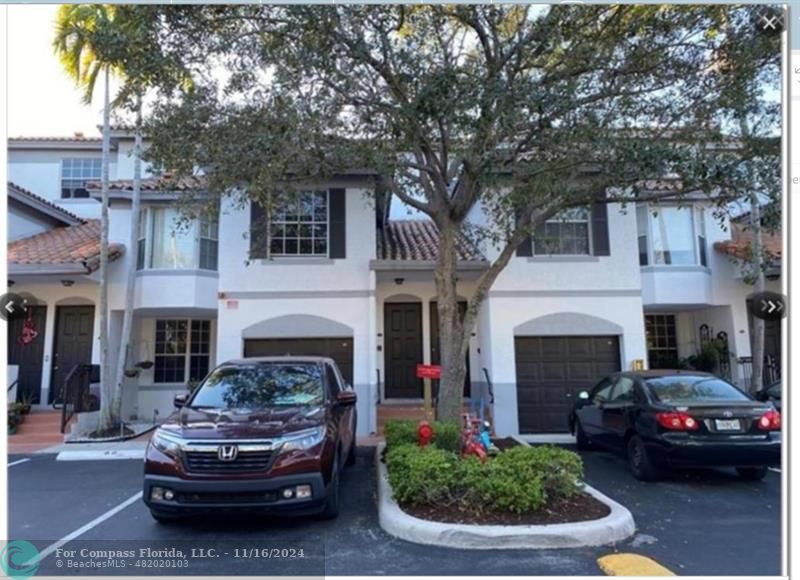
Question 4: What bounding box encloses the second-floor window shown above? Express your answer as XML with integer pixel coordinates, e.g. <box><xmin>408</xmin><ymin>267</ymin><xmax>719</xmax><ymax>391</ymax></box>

<box><xmin>61</xmin><ymin>158</ymin><xmax>101</xmax><ymax>199</ymax></box>
<box><xmin>638</xmin><ymin>205</ymin><xmax>707</xmax><ymax>267</ymax></box>
<box><xmin>533</xmin><ymin>208</ymin><xmax>591</xmax><ymax>256</ymax></box>
<box><xmin>137</xmin><ymin>207</ymin><xmax>218</xmax><ymax>271</ymax></box>
<box><xmin>269</xmin><ymin>191</ymin><xmax>329</xmax><ymax>257</ymax></box>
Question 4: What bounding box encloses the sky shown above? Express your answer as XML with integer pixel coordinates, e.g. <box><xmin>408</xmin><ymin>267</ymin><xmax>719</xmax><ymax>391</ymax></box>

<box><xmin>7</xmin><ymin>5</ymin><xmax>108</xmax><ymax>138</ymax></box>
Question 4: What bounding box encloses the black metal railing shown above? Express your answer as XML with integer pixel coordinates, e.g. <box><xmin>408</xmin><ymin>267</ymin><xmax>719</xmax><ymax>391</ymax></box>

<box><xmin>60</xmin><ymin>364</ymin><xmax>97</xmax><ymax>433</ymax></box>
<box><xmin>7</xmin><ymin>378</ymin><xmax>18</xmax><ymax>394</ymax></box>
<box><xmin>482</xmin><ymin>367</ymin><xmax>495</xmax><ymax>404</ymax></box>
<box><xmin>737</xmin><ymin>356</ymin><xmax>781</xmax><ymax>391</ymax></box>
<box><xmin>376</xmin><ymin>369</ymin><xmax>382</xmax><ymax>405</ymax></box>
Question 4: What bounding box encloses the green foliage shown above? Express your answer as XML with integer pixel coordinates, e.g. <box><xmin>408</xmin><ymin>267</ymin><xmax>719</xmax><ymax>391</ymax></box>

<box><xmin>383</xmin><ymin>419</ymin><xmax>462</xmax><ymax>453</ymax></box>
<box><xmin>385</xmin><ymin>443</ymin><xmax>584</xmax><ymax>514</ymax></box>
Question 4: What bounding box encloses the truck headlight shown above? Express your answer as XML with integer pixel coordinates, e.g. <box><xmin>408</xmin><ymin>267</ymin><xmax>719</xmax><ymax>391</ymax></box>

<box><xmin>281</xmin><ymin>426</ymin><xmax>326</xmax><ymax>452</ymax></box>
<box><xmin>151</xmin><ymin>430</ymin><xmax>183</xmax><ymax>458</ymax></box>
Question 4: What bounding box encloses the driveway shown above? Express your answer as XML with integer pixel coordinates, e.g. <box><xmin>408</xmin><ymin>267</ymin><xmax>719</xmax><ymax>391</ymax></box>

<box><xmin>7</xmin><ymin>446</ymin><xmax>782</xmax><ymax>576</ymax></box>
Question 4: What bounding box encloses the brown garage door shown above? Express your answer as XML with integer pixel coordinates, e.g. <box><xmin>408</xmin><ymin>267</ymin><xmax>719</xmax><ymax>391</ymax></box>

<box><xmin>514</xmin><ymin>336</ymin><xmax>620</xmax><ymax>433</ymax></box>
<box><xmin>243</xmin><ymin>338</ymin><xmax>354</xmax><ymax>385</ymax></box>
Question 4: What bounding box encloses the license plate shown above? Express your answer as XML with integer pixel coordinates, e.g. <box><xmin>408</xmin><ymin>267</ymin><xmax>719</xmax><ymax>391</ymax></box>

<box><xmin>715</xmin><ymin>419</ymin><xmax>741</xmax><ymax>431</ymax></box>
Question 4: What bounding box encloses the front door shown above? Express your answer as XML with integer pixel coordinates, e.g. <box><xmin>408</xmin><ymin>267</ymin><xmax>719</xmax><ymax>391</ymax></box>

<box><xmin>384</xmin><ymin>302</ymin><xmax>423</xmax><ymax>398</ymax></box>
<box><xmin>7</xmin><ymin>305</ymin><xmax>47</xmax><ymax>404</ymax></box>
<box><xmin>50</xmin><ymin>306</ymin><xmax>95</xmax><ymax>404</ymax></box>
<box><xmin>429</xmin><ymin>301</ymin><xmax>471</xmax><ymax>397</ymax></box>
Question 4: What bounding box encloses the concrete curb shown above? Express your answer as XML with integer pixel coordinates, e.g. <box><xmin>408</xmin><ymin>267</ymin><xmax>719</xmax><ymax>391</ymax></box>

<box><xmin>56</xmin><ymin>449</ymin><xmax>145</xmax><ymax>461</ymax></box>
<box><xmin>375</xmin><ymin>443</ymin><xmax>636</xmax><ymax>550</ymax></box>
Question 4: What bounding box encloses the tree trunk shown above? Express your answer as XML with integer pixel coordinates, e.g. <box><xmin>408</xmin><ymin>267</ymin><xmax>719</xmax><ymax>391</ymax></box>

<box><xmin>749</xmin><ymin>196</ymin><xmax>765</xmax><ymax>393</ymax></box>
<box><xmin>434</xmin><ymin>221</ymin><xmax>469</xmax><ymax>423</ymax></box>
<box><xmin>97</xmin><ymin>67</ymin><xmax>114</xmax><ymax>432</ymax></box>
<box><xmin>111</xmin><ymin>94</ymin><xmax>144</xmax><ymax>424</ymax></box>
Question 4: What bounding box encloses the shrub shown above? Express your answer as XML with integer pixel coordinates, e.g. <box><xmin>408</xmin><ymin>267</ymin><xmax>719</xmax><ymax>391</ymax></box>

<box><xmin>492</xmin><ymin>445</ymin><xmax>584</xmax><ymax>499</ymax></box>
<box><xmin>383</xmin><ymin>419</ymin><xmax>462</xmax><ymax>453</ymax></box>
<box><xmin>385</xmin><ymin>443</ymin><xmax>459</xmax><ymax>504</ymax></box>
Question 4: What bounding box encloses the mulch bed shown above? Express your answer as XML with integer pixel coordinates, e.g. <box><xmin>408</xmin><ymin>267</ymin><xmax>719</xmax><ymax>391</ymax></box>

<box><xmin>491</xmin><ymin>437</ymin><xmax>520</xmax><ymax>451</ymax></box>
<box><xmin>400</xmin><ymin>492</ymin><xmax>610</xmax><ymax>526</ymax></box>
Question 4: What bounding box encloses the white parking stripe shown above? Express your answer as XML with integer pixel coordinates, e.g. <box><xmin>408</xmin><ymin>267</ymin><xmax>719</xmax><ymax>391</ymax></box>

<box><xmin>28</xmin><ymin>492</ymin><xmax>143</xmax><ymax>566</ymax></box>
<box><xmin>8</xmin><ymin>458</ymin><xmax>30</xmax><ymax>467</ymax></box>
<box><xmin>769</xmin><ymin>467</ymin><xmax>781</xmax><ymax>473</ymax></box>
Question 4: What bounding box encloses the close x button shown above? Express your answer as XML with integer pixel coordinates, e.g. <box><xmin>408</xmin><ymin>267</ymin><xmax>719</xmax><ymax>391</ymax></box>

<box><xmin>750</xmin><ymin>291</ymin><xmax>787</xmax><ymax>321</ymax></box>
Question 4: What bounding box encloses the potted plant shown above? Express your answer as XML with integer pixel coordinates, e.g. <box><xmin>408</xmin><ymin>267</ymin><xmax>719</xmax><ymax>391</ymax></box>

<box><xmin>123</xmin><ymin>368</ymin><xmax>141</xmax><ymax>378</ymax></box>
<box><xmin>135</xmin><ymin>360</ymin><xmax>154</xmax><ymax>370</ymax></box>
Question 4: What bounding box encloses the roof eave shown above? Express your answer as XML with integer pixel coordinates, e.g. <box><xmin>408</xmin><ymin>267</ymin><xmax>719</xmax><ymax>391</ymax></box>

<box><xmin>370</xmin><ymin>259</ymin><xmax>490</xmax><ymax>271</ymax></box>
<box><xmin>8</xmin><ymin>186</ymin><xmax>83</xmax><ymax>226</ymax></box>
<box><xmin>8</xmin><ymin>263</ymin><xmax>91</xmax><ymax>275</ymax></box>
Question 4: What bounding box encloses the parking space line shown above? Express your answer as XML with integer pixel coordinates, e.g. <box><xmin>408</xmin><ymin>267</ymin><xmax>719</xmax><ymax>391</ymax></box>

<box><xmin>8</xmin><ymin>458</ymin><xmax>31</xmax><ymax>467</ymax></box>
<box><xmin>769</xmin><ymin>467</ymin><xmax>781</xmax><ymax>473</ymax></box>
<box><xmin>598</xmin><ymin>553</ymin><xmax>675</xmax><ymax>576</ymax></box>
<box><xmin>27</xmin><ymin>492</ymin><xmax>143</xmax><ymax>566</ymax></box>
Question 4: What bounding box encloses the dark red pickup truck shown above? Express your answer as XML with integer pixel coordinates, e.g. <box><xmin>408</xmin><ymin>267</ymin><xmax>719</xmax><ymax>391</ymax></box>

<box><xmin>142</xmin><ymin>356</ymin><xmax>357</xmax><ymax>522</ymax></box>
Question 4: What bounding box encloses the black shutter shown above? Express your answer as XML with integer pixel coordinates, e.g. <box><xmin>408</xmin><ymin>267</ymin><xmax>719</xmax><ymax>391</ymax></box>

<box><xmin>249</xmin><ymin>201</ymin><xmax>267</xmax><ymax>259</ymax></box>
<box><xmin>329</xmin><ymin>188</ymin><xmax>346</xmax><ymax>259</ymax></box>
<box><xmin>515</xmin><ymin>210</ymin><xmax>533</xmax><ymax>257</ymax></box>
<box><xmin>591</xmin><ymin>201</ymin><xmax>610</xmax><ymax>256</ymax></box>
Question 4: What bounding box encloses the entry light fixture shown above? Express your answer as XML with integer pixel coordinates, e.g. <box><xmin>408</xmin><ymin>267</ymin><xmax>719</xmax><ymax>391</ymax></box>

<box><xmin>394</xmin><ymin>277</ymin><xmax>405</xmax><ymax>285</ymax></box>
<box><xmin>61</xmin><ymin>279</ymin><xmax>75</xmax><ymax>287</ymax></box>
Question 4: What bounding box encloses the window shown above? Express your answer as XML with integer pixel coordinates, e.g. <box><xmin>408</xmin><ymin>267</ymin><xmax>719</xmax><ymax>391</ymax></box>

<box><xmin>610</xmin><ymin>377</ymin><xmax>635</xmax><ymax>403</ymax></box>
<box><xmin>154</xmin><ymin>319</ymin><xmax>212</xmax><ymax>383</ymax></box>
<box><xmin>592</xmin><ymin>377</ymin><xmax>614</xmax><ymax>402</ymax></box>
<box><xmin>646</xmin><ymin>375</ymin><xmax>749</xmax><ymax>404</ymax></box>
<box><xmin>199</xmin><ymin>214</ymin><xmax>219</xmax><ymax>270</ymax></box>
<box><xmin>533</xmin><ymin>207</ymin><xmax>590</xmax><ymax>255</ymax></box>
<box><xmin>61</xmin><ymin>158</ymin><xmax>102</xmax><ymax>199</ymax></box>
<box><xmin>637</xmin><ymin>205</ymin><xmax>649</xmax><ymax>266</ymax></box>
<box><xmin>326</xmin><ymin>364</ymin><xmax>342</xmax><ymax>395</ymax></box>
<box><xmin>136</xmin><ymin>210</ymin><xmax>147</xmax><ymax>271</ymax></box>
<box><xmin>151</xmin><ymin>209</ymin><xmax>195</xmax><ymax>269</ymax></box>
<box><xmin>649</xmin><ymin>206</ymin><xmax>696</xmax><ymax>265</ymax></box>
<box><xmin>269</xmin><ymin>191</ymin><xmax>329</xmax><ymax>256</ymax></box>
<box><xmin>645</xmin><ymin>314</ymin><xmax>679</xmax><ymax>369</ymax></box>
<box><xmin>696</xmin><ymin>207</ymin><xmax>707</xmax><ymax>267</ymax></box>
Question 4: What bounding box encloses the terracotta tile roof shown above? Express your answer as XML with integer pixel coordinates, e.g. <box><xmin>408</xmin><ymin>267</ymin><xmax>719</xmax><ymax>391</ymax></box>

<box><xmin>714</xmin><ymin>222</ymin><xmax>782</xmax><ymax>260</ymax></box>
<box><xmin>9</xmin><ymin>134</ymin><xmax>101</xmax><ymax>143</ymax></box>
<box><xmin>8</xmin><ymin>220</ymin><xmax>124</xmax><ymax>273</ymax></box>
<box><xmin>86</xmin><ymin>174</ymin><xmax>206</xmax><ymax>192</ymax></box>
<box><xmin>377</xmin><ymin>220</ymin><xmax>485</xmax><ymax>262</ymax></box>
<box><xmin>8</xmin><ymin>182</ymin><xmax>84</xmax><ymax>225</ymax></box>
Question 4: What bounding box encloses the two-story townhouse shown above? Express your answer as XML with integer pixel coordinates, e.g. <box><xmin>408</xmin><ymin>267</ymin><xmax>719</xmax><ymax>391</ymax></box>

<box><xmin>6</xmin><ymin>130</ymin><xmax>782</xmax><ymax>438</ymax></box>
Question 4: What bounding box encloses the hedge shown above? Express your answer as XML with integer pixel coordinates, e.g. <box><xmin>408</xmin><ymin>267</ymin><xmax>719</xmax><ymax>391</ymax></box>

<box><xmin>384</xmin><ymin>419</ymin><xmax>461</xmax><ymax>453</ymax></box>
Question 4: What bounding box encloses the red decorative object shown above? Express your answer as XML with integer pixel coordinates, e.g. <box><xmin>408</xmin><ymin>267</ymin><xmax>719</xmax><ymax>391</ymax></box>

<box><xmin>416</xmin><ymin>364</ymin><xmax>441</xmax><ymax>380</ymax></box>
<box><xmin>461</xmin><ymin>413</ymin><xmax>488</xmax><ymax>463</ymax></box>
<box><xmin>18</xmin><ymin>310</ymin><xmax>39</xmax><ymax>346</ymax></box>
<box><xmin>417</xmin><ymin>421</ymin><xmax>433</xmax><ymax>447</ymax></box>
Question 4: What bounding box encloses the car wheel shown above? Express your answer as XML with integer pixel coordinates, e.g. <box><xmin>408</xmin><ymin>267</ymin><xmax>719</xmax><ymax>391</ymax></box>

<box><xmin>150</xmin><ymin>509</ymin><xmax>180</xmax><ymax>524</ymax></box>
<box><xmin>345</xmin><ymin>439</ymin><xmax>356</xmax><ymax>466</ymax></box>
<box><xmin>320</xmin><ymin>457</ymin><xmax>340</xmax><ymax>519</ymax></box>
<box><xmin>627</xmin><ymin>435</ymin><xmax>661</xmax><ymax>481</ymax></box>
<box><xmin>575</xmin><ymin>420</ymin><xmax>592</xmax><ymax>451</ymax></box>
<box><xmin>736</xmin><ymin>467</ymin><xmax>768</xmax><ymax>481</ymax></box>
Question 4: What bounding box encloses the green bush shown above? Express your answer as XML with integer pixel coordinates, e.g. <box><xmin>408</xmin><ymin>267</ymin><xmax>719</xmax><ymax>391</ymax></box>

<box><xmin>385</xmin><ymin>443</ymin><xmax>460</xmax><ymax>504</ymax></box>
<box><xmin>383</xmin><ymin>419</ymin><xmax>462</xmax><ymax>453</ymax></box>
<box><xmin>385</xmin><ymin>441</ymin><xmax>584</xmax><ymax>514</ymax></box>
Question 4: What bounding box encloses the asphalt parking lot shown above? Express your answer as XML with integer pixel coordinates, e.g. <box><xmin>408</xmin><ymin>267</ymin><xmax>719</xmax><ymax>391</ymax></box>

<box><xmin>8</xmin><ymin>446</ymin><xmax>782</xmax><ymax>576</ymax></box>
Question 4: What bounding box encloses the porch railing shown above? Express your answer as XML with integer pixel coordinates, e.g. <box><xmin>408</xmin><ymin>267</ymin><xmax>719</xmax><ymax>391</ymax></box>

<box><xmin>736</xmin><ymin>356</ymin><xmax>781</xmax><ymax>392</ymax></box>
<box><xmin>60</xmin><ymin>363</ymin><xmax>98</xmax><ymax>434</ymax></box>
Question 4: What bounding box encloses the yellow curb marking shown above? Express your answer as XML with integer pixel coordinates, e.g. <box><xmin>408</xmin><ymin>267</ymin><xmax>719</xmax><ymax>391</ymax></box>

<box><xmin>598</xmin><ymin>553</ymin><xmax>676</xmax><ymax>576</ymax></box>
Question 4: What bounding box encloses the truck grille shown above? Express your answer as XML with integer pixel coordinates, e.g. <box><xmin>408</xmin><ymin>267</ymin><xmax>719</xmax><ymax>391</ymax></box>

<box><xmin>183</xmin><ymin>449</ymin><xmax>274</xmax><ymax>474</ymax></box>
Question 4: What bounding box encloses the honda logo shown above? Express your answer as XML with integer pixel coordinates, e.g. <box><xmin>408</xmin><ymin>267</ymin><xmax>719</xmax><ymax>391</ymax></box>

<box><xmin>217</xmin><ymin>445</ymin><xmax>239</xmax><ymax>461</ymax></box>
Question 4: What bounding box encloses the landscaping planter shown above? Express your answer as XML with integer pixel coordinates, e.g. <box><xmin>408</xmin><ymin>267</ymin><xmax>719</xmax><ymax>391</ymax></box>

<box><xmin>375</xmin><ymin>443</ymin><xmax>636</xmax><ymax>549</ymax></box>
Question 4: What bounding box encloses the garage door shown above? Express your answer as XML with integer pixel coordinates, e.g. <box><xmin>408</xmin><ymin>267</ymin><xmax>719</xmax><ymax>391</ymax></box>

<box><xmin>243</xmin><ymin>338</ymin><xmax>354</xmax><ymax>385</ymax></box>
<box><xmin>514</xmin><ymin>336</ymin><xmax>620</xmax><ymax>433</ymax></box>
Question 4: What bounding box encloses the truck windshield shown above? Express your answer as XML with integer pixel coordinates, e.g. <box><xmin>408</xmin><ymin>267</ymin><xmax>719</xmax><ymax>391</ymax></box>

<box><xmin>189</xmin><ymin>364</ymin><xmax>324</xmax><ymax>410</ymax></box>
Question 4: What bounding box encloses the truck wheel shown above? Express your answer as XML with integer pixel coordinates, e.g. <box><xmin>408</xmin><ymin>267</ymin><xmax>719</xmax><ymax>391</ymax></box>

<box><xmin>627</xmin><ymin>435</ymin><xmax>661</xmax><ymax>481</ymax></box>
<box><xmin>736</xmin><ymin>467</ymin><xmax>768</xmax><ymax>481</ymax></box>
<box><xmin>320</xmin><ymin>458</ymin><xmax>340</xmax><ymax>519</ymax></box>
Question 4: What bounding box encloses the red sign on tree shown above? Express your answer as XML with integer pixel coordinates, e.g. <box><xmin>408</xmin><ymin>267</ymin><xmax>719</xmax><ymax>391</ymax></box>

<box><xmin>416</xmin><ymin>364</ymin><xmax>441</xmax><ymax>380</ymax></box>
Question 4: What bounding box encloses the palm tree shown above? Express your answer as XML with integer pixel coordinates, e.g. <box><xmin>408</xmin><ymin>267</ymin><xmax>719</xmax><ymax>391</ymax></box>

<box><xmin>54</xmin><ymin>4</ymin><xmax>117</xmax><ymax>432</ymax></box>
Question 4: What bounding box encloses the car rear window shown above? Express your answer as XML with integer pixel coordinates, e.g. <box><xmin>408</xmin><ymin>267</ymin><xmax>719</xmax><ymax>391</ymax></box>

<box><xmin>189</xmin><ymin>364</ymin><xmax>324</xmax><ymax>410</ymax></box>
<box><xmin>645</xmin><ymin>375</ymin><xmax>750</xmax><ymax>404</ymax></box>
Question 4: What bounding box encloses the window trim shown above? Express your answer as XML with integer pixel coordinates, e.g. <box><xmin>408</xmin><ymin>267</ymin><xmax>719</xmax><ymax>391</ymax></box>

<box><xmin>138</xmin><ymin>207</ymin><xmax>219</xmax><ymax>272</ymax></box>
<box><xmin>645</xmin><ymin>313</ymin><xmax>679</xmax><ymax>370</ymax></box>
<box><xmin>153</xmin><ymin>319</ymin><xmax>212</xmax><ymax>385</ymax></box>
<box><xmin>532</xmin><ymin>207</ymin><xmax>593</xmax><ymax>257</ymax></box>
<box><xmin>60</xmin><ymin>157</ymin><xmax>102</xmax><ymax>199</ymax></box>
<box><xmin>267</xmin><ymin>190</ymin><xmax>331</xmax><ymax>258</ymax></box>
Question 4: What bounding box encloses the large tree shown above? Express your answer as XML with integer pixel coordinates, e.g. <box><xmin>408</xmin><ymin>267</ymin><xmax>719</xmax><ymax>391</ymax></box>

<box><xmin>142</xmin><ymin>5</ymin><xmax>780</xmax><ymax>422</ymax></box>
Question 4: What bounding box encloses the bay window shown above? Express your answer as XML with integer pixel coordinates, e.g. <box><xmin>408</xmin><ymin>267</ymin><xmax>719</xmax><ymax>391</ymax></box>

<box><xmin>136</xmin><ymin>207</ymin><xmax>218</xmax><ymax>271</ymax></box>
<box><xmin>637</xmin><ymin>204</ymin><xmax>706</xmax><ymax>267</ymax></box>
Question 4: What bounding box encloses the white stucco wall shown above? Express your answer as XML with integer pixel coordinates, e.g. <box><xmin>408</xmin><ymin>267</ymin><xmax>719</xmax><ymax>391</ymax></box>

<box><xmin>8</xmin><ymin>205</ymin><xmax>53</xmax><ymax>240</ymax></box>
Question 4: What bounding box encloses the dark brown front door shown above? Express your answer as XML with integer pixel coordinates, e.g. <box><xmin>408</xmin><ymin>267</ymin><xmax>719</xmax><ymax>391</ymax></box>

<box><xmin>514</xmin><ymin>336</ymin><xmax>621</xmax><ymax>433</ymax></box>
<box><xmin>51</xmin><ymin>306</ymin><xmax>95</xmax><ymax>404</ymax></box>
<box><xmin>384</xmin><ymin>302</ymin><xmax>423</xmax><ymax>398</ymax></box>
<box><xmin>429</xmin><ymin>301</ymin><xmax>471</xmax><ymax>397</ymax></box>
<box><xmin>243</xmin><ymin>337</ymin><xmax>354</xmax><ymax>385</ymax></box>
<box><xmin>7</xmin><ymin>306</ymin><xmax>47</xmax><ymax>404</ymax></box>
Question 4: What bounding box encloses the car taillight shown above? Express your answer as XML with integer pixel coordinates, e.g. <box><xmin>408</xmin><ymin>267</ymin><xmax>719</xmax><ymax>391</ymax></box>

<box><xmin>656</xmin><ymin>411</ymin><xmax>700</xmax><ymax>431</ymax></box>
<box><xmin>757</xmin><ymin>410</ymin><xmax>781</xmax><ymax>431</ymax></box>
